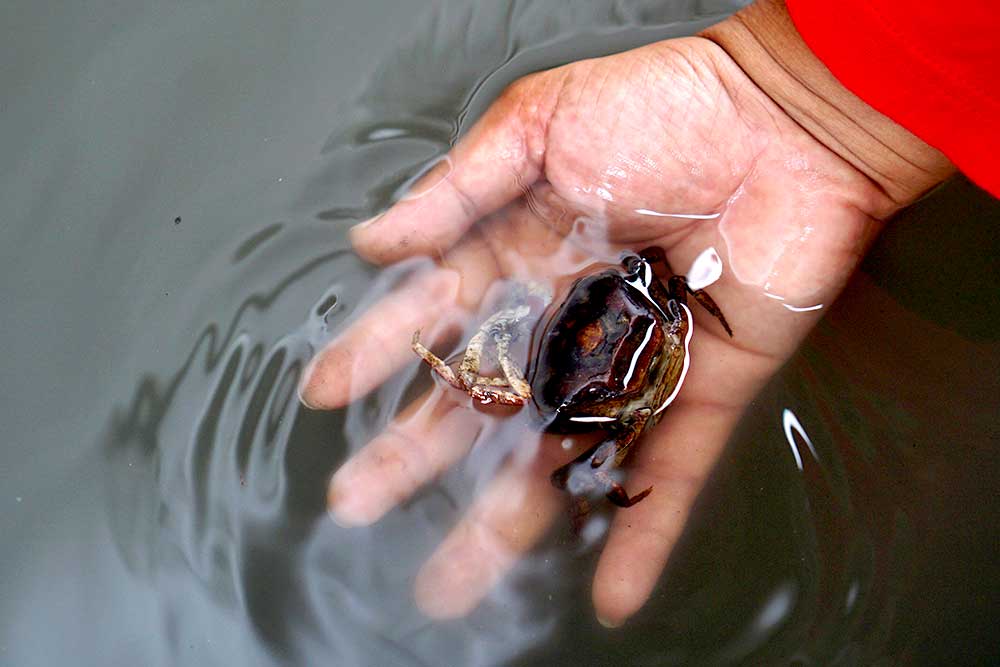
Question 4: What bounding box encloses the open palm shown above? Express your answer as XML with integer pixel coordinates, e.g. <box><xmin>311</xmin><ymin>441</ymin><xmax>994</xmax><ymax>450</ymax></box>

<box><xmin>300</xmin><ymin>37</ymin><xmax>894</xmax><ymax>626</ymax></box>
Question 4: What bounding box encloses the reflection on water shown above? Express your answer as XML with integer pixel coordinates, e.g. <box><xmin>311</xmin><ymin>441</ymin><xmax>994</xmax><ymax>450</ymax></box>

<box><xmin>2</xmin><ymin>0</ymin><xmax>997</xmax><ymax>665</ymax></box>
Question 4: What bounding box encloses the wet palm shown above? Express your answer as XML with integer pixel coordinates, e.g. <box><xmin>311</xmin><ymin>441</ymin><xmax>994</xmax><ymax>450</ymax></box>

<box><xmin>300</xmin><ymin>37</ymin><xmax>893</xmax><ymax>626</ymax></box>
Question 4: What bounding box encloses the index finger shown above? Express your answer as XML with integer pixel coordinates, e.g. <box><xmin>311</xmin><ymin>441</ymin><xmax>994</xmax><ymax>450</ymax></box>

<box><xmin>350</xmin><ymin>74</ymin><xmax>560</xmax><ymax>264</ymax></box>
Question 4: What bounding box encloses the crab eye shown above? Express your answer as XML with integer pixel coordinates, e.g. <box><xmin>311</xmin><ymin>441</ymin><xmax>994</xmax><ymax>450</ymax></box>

<box><xmin>623</xmin><ymin>255</ymin><xmax>642</xmax><ymax>277</ymax></box>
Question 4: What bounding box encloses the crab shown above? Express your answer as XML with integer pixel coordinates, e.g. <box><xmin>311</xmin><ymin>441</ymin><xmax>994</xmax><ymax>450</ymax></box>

<box><xmin>412</xmin><ymin>246</ymin><xmax>732</xmax><ymax>511</ymax></box>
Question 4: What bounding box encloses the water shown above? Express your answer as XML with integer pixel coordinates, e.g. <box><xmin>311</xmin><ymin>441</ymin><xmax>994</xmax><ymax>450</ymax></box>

<box><xmin>1</xmin><ymin>1</ymin><xmax>998</xmax><ymax>665</ymax></box>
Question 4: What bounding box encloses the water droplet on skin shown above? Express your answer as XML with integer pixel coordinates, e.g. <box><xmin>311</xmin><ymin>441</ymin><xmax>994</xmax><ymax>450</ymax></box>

<box><xmin>633</xmin><ymin>209</ymin><xmax>720</xmax><ymax>220</ymax></box>
<box><xmin>685</xmin><ymin>247</ymin><xmax>723</xmax><ymax>290</ymax></box>
<box><xmin>782</xmin><ymin>302</ymin><xmax>824</xmax><ymax>313</ymax></box>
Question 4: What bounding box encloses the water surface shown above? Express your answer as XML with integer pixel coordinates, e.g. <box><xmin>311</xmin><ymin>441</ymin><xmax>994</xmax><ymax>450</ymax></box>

<box><xmin>1</xmin><ymin>1</ymin><xmax>997</xmax><ymax>665</ymax></box>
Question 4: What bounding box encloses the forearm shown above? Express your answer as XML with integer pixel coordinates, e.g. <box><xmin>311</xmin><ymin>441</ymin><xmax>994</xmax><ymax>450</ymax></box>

<box><xmin>701</xmin><ymin>0</ymin><xmax>954</xmax><ymax>208</ymax></box>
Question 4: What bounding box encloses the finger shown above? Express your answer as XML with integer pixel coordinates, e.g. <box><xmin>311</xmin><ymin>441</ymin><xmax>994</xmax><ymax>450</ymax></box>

<box><xmin>328</xmin><ymin>387</ymin><xmax>483</xmax><ymax>527</ymax></box>
<box><xmin>350</xmin><ymin>75</ymin><xmax>557</xmax><ymax>265</ymax></box>
<box><xmin>298</xmin><ymin>267</ymin><xmax>464</xmax><ymax>410</ymax></box>
<box><xmin>413</xmin><ymin>432</ymin><xmax>584</xmax><ymax>619</ymax></box>
<box><xmin>592</xmin><ymin>402</ymin><xmax>741</xmax><ymax>628</ymax></box>
<box><xmin>300</xmin><ymin>231</ymin><xmax>503</xmax><ymax>410</ymax></box>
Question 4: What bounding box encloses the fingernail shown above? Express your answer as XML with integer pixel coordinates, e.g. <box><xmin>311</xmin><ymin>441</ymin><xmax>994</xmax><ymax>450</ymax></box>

<box><xmin>349</xmin><ymin>213</ymin><xmax>382</xmax><ymax>234</ymax></box>
<box><xmin>327</xmin><ymin>469</ymin><xmax>381</xmax><ymax>527</ymax></box>
<box><xmin>597</xmin><ymin>615</ymin><xmax>623</xmax><ymax>629</ymax></box>
<box><xmin>328</xmin><ymin>506</ymin><xmax>369</xmax><ymax>528</ymax></box>
<box><xmin>326</xmin><ymin>485</ymin><xmax>365</xmax><ymax>527</ymax></box>
<box><xmin>296</xmin><ymin>357</ymin><xmax>320</xmax><ymax>409</ymax></box>
<box><xmin>399</xmin><ymin>156</ymin><xmax>452</xmax><ymax>201</ymax></box>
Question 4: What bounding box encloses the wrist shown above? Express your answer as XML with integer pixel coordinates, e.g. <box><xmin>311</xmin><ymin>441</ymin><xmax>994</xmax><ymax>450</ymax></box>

<box><xmin>701</xmin><ymin>0</ymin><xmax>954</xmax><ymax>208</ymax></box>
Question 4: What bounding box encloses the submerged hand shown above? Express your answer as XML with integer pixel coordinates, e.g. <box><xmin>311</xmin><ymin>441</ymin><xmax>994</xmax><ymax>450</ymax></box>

<box><xmin>301</xmin><ymin>35</ymin><xmax>900</xmax><ymax>625</ymax></box>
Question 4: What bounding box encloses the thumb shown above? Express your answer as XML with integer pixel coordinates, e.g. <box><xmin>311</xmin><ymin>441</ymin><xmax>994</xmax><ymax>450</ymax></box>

<box><xmin>350</xmin><ymin>74</ymin><xmax>559</xmax><ymax>264</ymax></box>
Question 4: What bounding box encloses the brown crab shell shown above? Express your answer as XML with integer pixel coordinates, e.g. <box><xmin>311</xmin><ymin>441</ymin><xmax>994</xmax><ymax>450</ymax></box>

<box><xmin>527</xmin><ymin>263</ymin><xmax>688</xmax><ymax>433</ymax></box>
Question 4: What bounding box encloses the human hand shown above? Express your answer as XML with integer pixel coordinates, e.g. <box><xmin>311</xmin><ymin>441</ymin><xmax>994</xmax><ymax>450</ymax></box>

<box><xmin>300</xmin><ymin>33</ymin><xmax>911</xmax><ymax>626</ymax></box>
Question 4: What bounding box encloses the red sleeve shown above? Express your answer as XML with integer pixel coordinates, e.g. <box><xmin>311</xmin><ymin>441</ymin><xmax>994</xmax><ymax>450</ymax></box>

<box><xmin>785</xmin><ymin>0</ymin><xmax>1000</xmax><ymax>197</ymax></box>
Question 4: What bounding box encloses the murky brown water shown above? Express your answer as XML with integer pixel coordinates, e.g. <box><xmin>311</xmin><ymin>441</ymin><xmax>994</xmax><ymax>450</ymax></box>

<box><xmin>1</xmin><ymin>1</ymin><xmax>997</xmax><ymax>665</ymax></box>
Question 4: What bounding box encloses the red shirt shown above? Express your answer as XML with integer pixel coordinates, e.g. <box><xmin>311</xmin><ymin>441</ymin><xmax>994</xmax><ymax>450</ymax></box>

<box><xmin>786</xmin><ymin>0</ymin><xmax>1000</xmax><ymax>197</ymax></box>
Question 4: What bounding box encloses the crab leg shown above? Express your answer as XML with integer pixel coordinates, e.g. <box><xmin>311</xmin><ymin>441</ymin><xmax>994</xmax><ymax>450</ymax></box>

<box><xmin>456</xmin><ymin>306</ymin><xmax>526</xmax><ymax>385</ymax></box>
<box><xmin>667</xmin><ymin>275</ymin><xmax>732</xmax><ymax>337</ymax></box>
<box><xmin>468</xmin><ymin>383</ymin><xmax>528</xmax><ymax>406</ymax></box>
<box><xmin>639</xmin><ymin>245</ymin><xmax>674</xmax><ymax>276</ymax></box>
<box><xmin>411</xmin><ymin>331</ymin><xmax>466</xmax><ymax>391</ymax></box>
<box><xmin>460</xmin><ymin>328</ymin><xmax>530</xmax><ymax>405</ymax></box>
<box><xmin>639</xmin><ymin>246</ymin><xmax>732</xmax><ymax>337</ymax></box>
<box><xmin>494</xmin><ymin>333</ymin><xmax>532</xmax><ymax>399</ymax></box>
<box><xmin>550</xmin><ymin>408</ymin><xmax>653</xmax><ymax>509</ymax></box>
<box><xmin>458</xmin><ymin>327</ymin><xmax>488</xmax><ymax>388</ymax></box>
